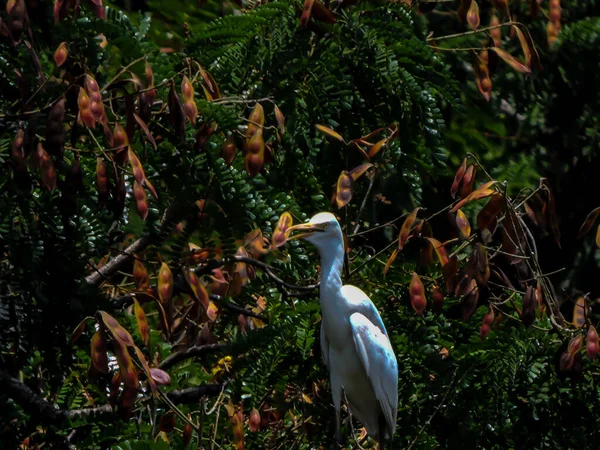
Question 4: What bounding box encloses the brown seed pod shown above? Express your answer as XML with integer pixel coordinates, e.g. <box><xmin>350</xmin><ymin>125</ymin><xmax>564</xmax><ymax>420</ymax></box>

<box><xmin>431</xmin><ymin>284</ymin><xmax>444</xmax><ymax>314</ymax></box>
<box><xmin>480</xmin><ymin>307</ymin><xmax>495</xmax><ymax>340</ymax></box>
<box><xmin>133</xmin><ymin>180</ymin><xmax>148</xmax><ymax>220</ymax></box>
<box><xmin>54</xmin><ymin>41</ymin><xmax>68</xmax><ymax>67</ymax></box>
<box><xmin>45</xmin><ymin>98</ymin><xmax>66</xmax><ymax>159</ymax></box>
<box><xmin>96</xmin><ymin>158</ymin><xmax>109</xmax><ymax>208</ymax></box>
<box><xmin>410</xmin><ymin>272</ymin><xmax>427</xmax><ymax>315</ymax></box>
<box><xmin>586</xmin><ymin>325</ymin><xmax>599</xmax><ymax>361</ymax></box>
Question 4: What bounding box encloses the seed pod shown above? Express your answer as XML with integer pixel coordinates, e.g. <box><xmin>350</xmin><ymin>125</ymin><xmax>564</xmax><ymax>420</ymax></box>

<box><xmin>77</xmin><ymin>87</ymin><xmax>95</xmax><ymax>128</ymax></box>
<box><xmin>128</xmin><ymin>147</ymin><xmax>146</xmax><ymax>185</ymax></box>
<box><xmin>181</xmin><ymin>75</ymin><xmax>194</xmax><ymax>101</ymax></box>
<box><xmin>231</xmin><ymin>408</ymin><xmax>244</xmax><ymax>450</ymax></box>
<box><xmin>45</xmin><ymin>98</ymin><xmax>66</xmax><ymax>159</ymax></box>
<box><xmin>568</xmin><ymin>334</ymin><xmax>583</xmax><ymax>357</ymax></box>
<box><xmin>91</xmin><ymin>330</ymin><xmax>109</xmax><ymax>373</ymax></box>
<box><xmin>431</xmin><ymin>284</ymin><xmax>444</xmax><ymax>313</ymax></box>
<box><xmin>246</xmin><ymin>103</ymin><xmax>265</xmax><ymax>140</ymax></box>
<box><xmin>466</xmin><ymin>0</ymin><xmax>480</xmax><ymax>30</ymax></box>
<box><xmin>133</xmin><ymin>259</ymin><xmax>149</xmax><ymax>290</ymax></box>
<box><xmin>549</xmin><ymin>0</ymin><xmax>561</xmax><ymax>24</ymax></box>
<box><xmin>249</xmin><ymin>408</ymin><xmax>261</xmax><ymax>432</ymax></box>
<box><xmin>39</xmin><ymin>144</ymin><xmax>57</xmax><ymax>191</ymax></box>
<box><xmin>480</xmin><ymin>307</ymin><xmax>495</xmax><ymax>340</ymax></box>
<box><xmin>244</xmin><ymin>128</ymin><xmax>265</xmax><ymax>177</ymax></box>
<box><xmin>158</xmin><ymin>262</ymin><xmax>173</xmax><ymax>305</ymax></box>
<box><xmin>459</xmin><ymin>164</ymin><xmax>477</xmax><ymax>199</ymax></box>
<box><xmin>183</xmin><ymin>422</ymin><xmax>193</xmax><ymax>446</ymax></box>
<box><xmin>490</xmin><ymin>15</ymin><xmax>501</xmax><ymax>48</ymax></box>
<box><xmin>133</xmin><ymin>180</ymin><xmax>148</xmax><ymax>220</ymax></box>
<box><xmin>96</xmin><ymin>157</ymin><xmax>109</xmax><ymax>208</ymax></box>
<box><xmin>475</xmin><ymin>54</ymin><xmax>492</xmax><ymax>102</ymax></box>
<box><xmin>6</xmin><ymin>0</ymin><xmax>27</xmax><ymax>45</ymax></box>
<box><xmin>159</xmin><ymin>411</ymin><xmax>176</xmax><ymax>433</ymax></box>
<box><xmin>410</xmin><ymin>272</ymin><xmax>427</xmax><ymax>315</ymax></box>
<box><xmin>586</xmin><ymin>325</ymin><xmax>599</xmax><ymax>361</ymax></box>
<box><xmin>461</xmin><ymin>279</ymin><xmax>479</xmax><ymax>320</ymax></box>
<box><xmin>334</xmin><ymin>171</ymin><xmax>353</xmax><ymax>209</ymax></box>
<box><xmin>54</xmin><ymin>41</ymin><xmax>68</xmax><ymax>67</ymax></box>
<box><xmin>221</xmin><ymin>135</ymin><xmax>237</xmax><ymax>166</ymax></box>
<box><xmin>522</xmin><ymin>285</ymin><xmax>536</xmax><ymax>328</ymax></box>
<box><xmin>11</xmin><ymin>129</ymin><xmax>30</xmax><ymax>189</ymax></box>
<box><xmin>85</xmin><ymin>75</ymin><xmax>105</xmax><ymax>122</ymax></box>
<box><xmin>547</xmin><ymin>21</ymin><xmax>559</xmax><ymax>46</ymax></box>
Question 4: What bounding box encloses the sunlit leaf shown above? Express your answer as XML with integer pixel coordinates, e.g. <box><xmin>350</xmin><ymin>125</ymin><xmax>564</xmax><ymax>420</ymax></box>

<box><xmin>133</xmin><ymin>345</ymin><xmax>157</xmax><ymax>394</ymax></box>
<box><xmin>348</xmin><ymin>163</ymin><xmax>373</xmax><ymax>181</ymax></box>
<box><xmin>450</xmin><ymin>181</ymin><xmax>496</xmax><ymax>212</ymax></box>
<box><xmin>316</xmin><ymin>124</ymin><xmax>344</xmax><ymax>143</ymax></box>
<box><xmin>398</xmin><ymin>207</ymin><xmax>421</xmax><ymax>250</ymax></box>
<box><xmin>490</xmin><ymin>47</ymin><xmax>531</xmax><ymax>75</ymax></box>
<box><xmin>383</xmin><ymin>248</ymin><xmax>399</xmax><ymax>276</ymax></box>
<box><xmin>300</xmin><ymin>0</ymin><xmax>316</xmax><ymax>27</ymax></box>
<box><xmin>455</xmin><ymin>209</ymin><xmax>471</xmax><ymax>239</ymax></box>
<box><xmin>368</xmin><ymin>138</ymin><xmax>387</xmax><ymax>159</ymax></box>
<box><xmin>426</xmin><ymin>237</ymin><xmax>449</xmax><ymax>266</ymax></box>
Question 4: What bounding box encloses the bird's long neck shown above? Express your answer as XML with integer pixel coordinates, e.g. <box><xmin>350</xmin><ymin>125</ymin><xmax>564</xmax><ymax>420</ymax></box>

<box><xmin>317</xmin><ymin>238</ymin><xmax>345</xmax><ymax>300</ymax></box>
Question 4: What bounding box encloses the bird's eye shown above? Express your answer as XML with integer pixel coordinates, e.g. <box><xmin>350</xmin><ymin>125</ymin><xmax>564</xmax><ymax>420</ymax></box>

<box><xmin>324</xmin><ymin>223</ymin><xmax>329</xmax><ymax>228</ymax></box>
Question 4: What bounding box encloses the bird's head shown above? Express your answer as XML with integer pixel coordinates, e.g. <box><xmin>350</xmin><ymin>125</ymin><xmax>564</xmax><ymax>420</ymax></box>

<box><xmin>287</xmin><ymin>212</ymin><xmax>343</xmax><ymax>251</ymax></box>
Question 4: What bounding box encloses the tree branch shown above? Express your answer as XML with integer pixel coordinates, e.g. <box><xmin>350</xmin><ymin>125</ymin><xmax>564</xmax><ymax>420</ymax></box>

<box><xmin>166</xmin><ymin>384</ymin><xmax>222</xmax><ymax>404</ymax></box>
<box><xmin>159</xmin><ymin>343</ymin><xmax>228</xmax><ymax>370</ymax></box>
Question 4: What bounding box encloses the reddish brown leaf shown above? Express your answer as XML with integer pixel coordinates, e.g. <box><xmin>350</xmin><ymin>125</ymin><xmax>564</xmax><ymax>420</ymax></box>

<box><xmin>450</xmin><ymin>181</ymin><xmax>496</xmax><ymax>212</ymax></box>
<box><xmin>476</xmin><ymin>193</ymin><xmax>505</xmax><ymax>234</ymax></box>
<box><xmin>450</xmin><ymin>158</ymin><xmax>467</xmax><ymax>199</ymax></box>
<box><xmin>159</xmin><ymin>411</ymin><xmax>176</xmax><ymax>433</ymax></box>
<box><xmin>542</xmin><ymin>179</ymin><xmax>561</xmax><ymax>248</ymax></box>
<box><xmin>490</xmin><ymin>47</ymin><xmax>531</xmax><ymax>75</ymax></box>
<box><xmin>133</xmin><ymin>299</ymin><xmax>149</xmax><ymax>345</ymax></box>
<box><xmin>383</xmin><ymin>248</ymin><xmax>399</xmax><ymax>276</ymax></box>
<box><xmin>459</xmin><ymin>164</ymin><xmax>477</xmax><ymax>199</ymax></box>
<box><xmin>311</xmin><ymin>0</ymin><xmax>336</xmax><ymax>24</ymax></box>
<box><xmin>461</xmin><ymin>279</ymin><xmax>479</xmax><ymax>320</ymax></box>
<box><xmin>578</xmin><ymin>206</ymin><xmax>600</xmax><ymax>237</ymax></box>
<box><xmin>71</xmin><ymin>317</ymin><xmax>90</xmax><ymax>345</ymax></box>
<box><xmin>132</xmin><ymin>113</ymin><xmax>157</xmax><ymax>150</ymax></box>
<box><xmin>300</xmin><ymin>0</ymin><xmax>316</xmax><ymax>27</ymax></box>
<box><xmin>113</xmin><ymin>341</ymin><xmax>139</xmax><ymax>389</ymax></box>
<box><xmin>398</xmin><ymin>207</ymin><xmax>421</xmax><ymax>250</ymax></box>
<box><xmin>335</xmin><ymin>171</ymin><xmax>353</xmax><ymax>209</ymax></box>
<box><xmin>443</xmin><ymin>256</ymin><xmax>459</xmax><ymax>293</ymax></box>
<box><xmin>133</xmin><ymin>345</ymin><xmax>157</xmax><ymax>394</ymax></box>
<box><xmin>316</xmin><ymin>124</ymin><xmax>344</xmax><ymax>143</ymax></box>
<box><xmin>185</xmin><ymin>269</ymin><xmax>210</xmax><ymax>311</ymax></box>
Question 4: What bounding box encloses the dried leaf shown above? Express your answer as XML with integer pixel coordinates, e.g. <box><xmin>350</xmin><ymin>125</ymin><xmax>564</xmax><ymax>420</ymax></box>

<box><xmin>133</xmin><ymin>299</ymin><xmax>149</xmax><ymax>345</ymax></box>
<box><xmin>477</xmin><ymin>194</ymin><xmax>505</xmax><ymax>233</ymax></box>
<box><xmin>451</xmin><ymin>158</ymin><xmax>467</xmax><ymax>198</ymax></box>
<box><xmin>335</xmin><ymin>171</ymin><xmax>353</xmax><ymax>209</ymax></box>
<box><xmin>348</xmin><ymin>163</ymin><xmax>373</xmax><ymax>181</ymax></box>
<box><xmin>316</xmin><ymin>124</ymin><xmax>344</xmax><ymax>143</ymax></box>
<box><xmin>578</xmin><ymin>206</ymin><xmax>600</xmax><ymax>237</ymax></box>
<box><xmin>490</xmin><ymin>47</ymin><xmax>531</xmax><ymax>75</ymax></box>
<box><xmin>455</xmin><ymin>209</ymin><xmax>471</xmax><ymax>238</ymax></box>
<box><xmin>383</xmin><ymin>248</ymin><xmax>399</xmax><ymax>276</ymax></box>
<box><xmin>71</xmin><ymin>317</ymin><xmax>90</xmax><ymax>345</ymax></box>
<box><xmin>398</xmin><ymin>207</ymin><xmax>421</xmax><ymax>250</ymax></box>
<box><xmin>459</xmin><ymin>164</ymin><xmax>477</xmax><ymax>199</ymax></box>
<box><xmin>274</xmin><ymin>104</ymin><xmax>285</xmax><ymax>135</ymax></box>
<box><xmin>133</xmin><ymin>113</ymin><xmax>157</xmax><ymax>150</ymax></box>
<box><xmin>113</xmin><ymin>341</ymin><xmax>139</xmax><ymax>389</ymax></box>
<box><xmin>368</xmin><ymin>138</ymin><xmax>387</xmax><ymax>159</ymax></box>
<box><xmin>300</xmin><ymin>0</ymin><xmax>315</xmax><ymax>27</ymax></box>
<box><xmin>426</xmin><ymin>237</ymin><xmax>449</xmax><ymax>266</ymax></box>
<box><xmin>450</xmin><ymin>181</ymin><xmax>496</xmax><ymax>212</ymax></box>
<box><xmin>133</xmin><ymin>345</ymin><xmax>157</xmax><ymax>394</ymax></box>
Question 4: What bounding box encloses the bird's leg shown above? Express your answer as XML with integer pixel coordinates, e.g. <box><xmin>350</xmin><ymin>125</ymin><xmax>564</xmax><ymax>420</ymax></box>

<box><xmin>335</xmin><ymin>408</ymin><xmax>343</xmax><ymax>448</ymax></box>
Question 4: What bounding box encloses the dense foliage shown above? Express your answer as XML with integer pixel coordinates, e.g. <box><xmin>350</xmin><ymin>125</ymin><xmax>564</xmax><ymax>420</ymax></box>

<box><xmin>2</xmin><ymin>0</ymin><xmax>600</xmax><ymax>449</ymax></box>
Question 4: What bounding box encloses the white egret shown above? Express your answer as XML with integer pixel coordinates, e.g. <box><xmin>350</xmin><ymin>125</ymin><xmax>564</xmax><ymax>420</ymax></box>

<box><xmin>288</xmin><ymin>212</ymin><xmax>398</xmax><ymax>449</ymax></box>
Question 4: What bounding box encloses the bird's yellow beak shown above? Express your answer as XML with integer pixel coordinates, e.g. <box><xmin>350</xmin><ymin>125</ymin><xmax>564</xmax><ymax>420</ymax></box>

<box><xmin>287</xmin><ymin>222</ymin><xmax>326</xmax><ymax>241</ymax></box>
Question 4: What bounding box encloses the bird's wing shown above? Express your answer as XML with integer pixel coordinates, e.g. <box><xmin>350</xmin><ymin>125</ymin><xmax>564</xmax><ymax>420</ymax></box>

<box><xmin>342</xmin><ymin>284</ymin><xmax>388</xmax><ymax>336</ymax></box>
<box><xmin>320</xmin><ymin>319</ymin><xmax>330</xmax><ymax>368</ymax></box>
<box><xmin>349</xmin><ymin>312</ymin><xmax>398</xmax><ymax>435</ymax></box>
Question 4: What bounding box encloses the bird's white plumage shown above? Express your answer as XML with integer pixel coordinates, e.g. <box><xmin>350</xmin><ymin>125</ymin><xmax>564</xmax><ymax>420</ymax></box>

<box><xmin>291</xmin><ymin>212</ymin><xmax>399</xmax><ymax>445</ymax></box>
